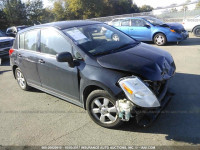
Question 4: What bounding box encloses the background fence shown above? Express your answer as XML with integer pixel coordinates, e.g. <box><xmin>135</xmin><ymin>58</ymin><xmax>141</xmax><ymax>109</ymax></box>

<box><xmin>89</xmin><ymin>8</ymin><xmax>200</xmax><ymax>23</ymax></box>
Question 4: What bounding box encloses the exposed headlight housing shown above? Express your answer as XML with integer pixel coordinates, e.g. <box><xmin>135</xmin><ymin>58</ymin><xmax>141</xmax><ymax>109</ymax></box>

<box><xmin>118</xmin><ymin>76</ymin><xmax>160</xmax><ymax>108</ymax></box>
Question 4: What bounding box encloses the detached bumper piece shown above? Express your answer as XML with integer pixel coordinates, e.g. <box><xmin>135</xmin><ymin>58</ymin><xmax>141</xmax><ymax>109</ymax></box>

<box><xmin>134</xmin><ymin>92</ymin><xmax>173</xmax><ymax>128</ymax></box>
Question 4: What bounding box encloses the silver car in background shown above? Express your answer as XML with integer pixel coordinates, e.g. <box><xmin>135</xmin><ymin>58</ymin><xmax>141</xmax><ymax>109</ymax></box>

<box><xmin>183</xmin><ymin>15</ymin><xmax>200</xmax><ymax>37</ymax></box>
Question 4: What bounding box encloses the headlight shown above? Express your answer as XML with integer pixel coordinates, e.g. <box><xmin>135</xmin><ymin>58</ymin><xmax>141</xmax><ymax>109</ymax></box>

<box><xmin>118</xmin><ymin>76</ymin><xmax>160</xmax><ymax>108</ymax></box>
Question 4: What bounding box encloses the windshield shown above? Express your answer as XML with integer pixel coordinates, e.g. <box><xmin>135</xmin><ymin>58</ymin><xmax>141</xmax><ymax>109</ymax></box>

<box><xmin>143</xmin><ymin>17</ymin><xmax>164</xmax><ymax>25</ymax></box>
<box><xmin>63</xmin><ymin>24</ymin><xmax>138</xmax><ymax>56</ymax></box>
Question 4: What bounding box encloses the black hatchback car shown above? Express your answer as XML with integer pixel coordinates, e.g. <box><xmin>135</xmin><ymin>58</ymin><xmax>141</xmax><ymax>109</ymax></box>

<box><xmin>10</xmin><ymin>21</ymin><xmax>176</xmax><ymax>128</ymax></box>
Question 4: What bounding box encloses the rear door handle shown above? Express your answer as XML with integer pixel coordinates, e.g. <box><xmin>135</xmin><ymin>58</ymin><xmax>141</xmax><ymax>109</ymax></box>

<box><xmin>38</xmin><ymin>59</ymin><xmax>45</xmax><ymax>64</ymax></box>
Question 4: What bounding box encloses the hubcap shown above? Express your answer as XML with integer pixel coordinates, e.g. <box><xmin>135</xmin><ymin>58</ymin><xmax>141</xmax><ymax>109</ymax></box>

<box><xmin>155</xmin><ymin>35</ymin><xmax>164</xmax><ymax>45</ymax></box>
<box><xmin>91</xmin><ymin>97</ymin><xmax>117</xmax><ymax>124</ymax></box>
<box><xmin>112</xmin><ymin>34</ymin><xmax>120</xmax><ymax>41</ymax></box>
<box><xmin>16</xmin><ymin>70</ymin><xmax>26</xmax><ymax>89</ymax></box>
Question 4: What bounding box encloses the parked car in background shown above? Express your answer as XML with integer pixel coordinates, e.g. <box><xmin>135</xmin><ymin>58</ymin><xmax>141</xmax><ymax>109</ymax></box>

<box><xmin>183</xmin><ymin>15</ymin><xmax>200</xmax><ymax>37</ymax></box>
<box><xmin>0</xmin><ymin>30</ymin><xmax>14</xmax><ymax>59</ymax></box>
<box><xmin>10</xmin><ymin>21</ymin><xmax>175</xmax><ymax>128</ymax></box>
<box><xmin>6</xmin><ymin>25</ymin><xmax>28</xmax><ymax>37</ymax></box>
<box><xmin>106</xmin><ymin>16</ymin><xmax>189</xmax><ymax>46</ymax></box>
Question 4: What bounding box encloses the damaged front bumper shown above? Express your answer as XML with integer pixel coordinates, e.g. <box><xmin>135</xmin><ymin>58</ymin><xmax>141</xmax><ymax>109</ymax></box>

<box><xmin>116</xmin><ymin>79</ymin><xmax>173</xmax><ymax>127</ymax></box>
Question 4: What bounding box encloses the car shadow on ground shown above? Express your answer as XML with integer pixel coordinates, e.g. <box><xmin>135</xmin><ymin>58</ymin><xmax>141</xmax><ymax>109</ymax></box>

<box><xmin>116</xmin><ymin>73</ymin><xmax>200</xmax><ymax>145</ymax></box>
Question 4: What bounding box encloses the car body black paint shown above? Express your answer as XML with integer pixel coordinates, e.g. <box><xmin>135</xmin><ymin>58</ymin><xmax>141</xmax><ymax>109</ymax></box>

<box><xmin>10</xmin><ymin>21</ymin><xmax>176</xmax><ymax>109</ymax></box>
<box><xmin>97</xmin><ymin>42</ymin><xmax>175</xmax><ymax>81</ymax></box>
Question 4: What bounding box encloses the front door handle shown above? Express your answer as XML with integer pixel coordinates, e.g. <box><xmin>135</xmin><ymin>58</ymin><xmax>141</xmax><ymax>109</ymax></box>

<box><xmin>38</xmin><ymin>59</ymin><xmax>45</xmax><ymax>64</ymax></box>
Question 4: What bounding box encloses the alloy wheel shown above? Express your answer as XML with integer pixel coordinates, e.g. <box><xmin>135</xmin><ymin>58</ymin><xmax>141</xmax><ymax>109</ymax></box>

<box><xmin>155</xmin><ymin>35</ymin><xmax>165</xmax><ymax>45</ymax></box>
<box><xmin>16</xmin><ymin>70</ymin><xmax>26</xmax><ymax>89</ymax></box>
<box><xmin>91</xmin><ymin>97</ymin><xmax>118</xmax><ymax>124</ymax></box>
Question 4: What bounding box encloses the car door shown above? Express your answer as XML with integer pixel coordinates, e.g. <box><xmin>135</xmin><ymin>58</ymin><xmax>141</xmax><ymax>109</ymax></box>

<box><xmin>115</xmin><ymin>19</ymin><xmax>130</xmax><ymax>35</ymax></box>
<box><xmin>17</xmin><ymin>29</ymin><xmax>41</xmax><ymax>86</ymax></box>
<box><xmin>37</xmin><ymin>28</ymin><xmax>79</xmax><ymax>101</ymax></box>
<box><xmin>129</xmin><ymin>19</ymin><xmax>152</xmax><ymax>41</ymax></box>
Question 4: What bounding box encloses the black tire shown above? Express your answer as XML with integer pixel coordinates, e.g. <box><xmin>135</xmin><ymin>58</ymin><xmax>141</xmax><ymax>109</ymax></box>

<box><xmin>86</xmin><ymin>90</ymin><xmax>122</xmax><ymax>128</ymax></box>
<box><xmin>193</xmin><ymin>26</ymin><xmax>200</xmax><ymax>37</ymax></box>
<box><xmin>153</xmin><ymin>33</ymin><xmax>167</xmax><ymax>46</ymax></box>
<box><xmin>15</xmin><ymin>68</ymin><xmax>30</xmax><ymax>91</ymax></box>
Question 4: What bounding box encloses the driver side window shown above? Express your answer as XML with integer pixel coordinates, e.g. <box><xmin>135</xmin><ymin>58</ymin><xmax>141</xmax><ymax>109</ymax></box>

<box><xmin>131</xmin><ymin>19</ymin><xmax>146</xmax><ymax>27</ymax></box>
<box><xmin>40</xmin><ymin>29</ymin><xmax>72</xmax><ymax>55</ymax></box>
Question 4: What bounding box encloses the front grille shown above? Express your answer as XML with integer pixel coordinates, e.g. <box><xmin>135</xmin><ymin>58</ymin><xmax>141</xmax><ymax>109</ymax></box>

<box><xmin>0</xmin><ymin>41</ymin><xmax>12</xmax><ymax>48</ymax></box>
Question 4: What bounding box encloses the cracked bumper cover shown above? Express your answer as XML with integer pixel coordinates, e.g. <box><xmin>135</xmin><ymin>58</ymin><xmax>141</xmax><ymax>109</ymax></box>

<box><xmin>116</xmin><ymin>79</ymin><xmax>173</xmax><ymax>127</ymax></box>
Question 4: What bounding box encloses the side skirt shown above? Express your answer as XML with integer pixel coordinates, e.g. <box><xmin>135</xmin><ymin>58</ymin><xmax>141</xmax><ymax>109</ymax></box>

<box><xmin>28</xmin><ymin>83</ymin><xmax>84</xmax><ymax>108</ymax></box>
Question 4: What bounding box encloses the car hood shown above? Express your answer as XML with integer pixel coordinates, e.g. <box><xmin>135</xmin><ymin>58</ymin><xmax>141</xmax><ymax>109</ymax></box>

<box><xmin>97</xmin><ymin>43</ymin><xmax>176</xmax><ymax>81</ymax></box>
<box><xmin>0</xmin><ymin>37</ymin><xmax>14</xmax><ymax>42</ymax></box>
<box><xmin>160</xmin><ymin>23</ymin><xmax>185</xmax><ymax>31</ymax></box>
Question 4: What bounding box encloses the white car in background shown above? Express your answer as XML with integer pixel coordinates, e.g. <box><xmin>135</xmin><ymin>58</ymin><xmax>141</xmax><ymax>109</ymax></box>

<box><xmin>183</xmin><ymin>15</ymin><xmax>200</xmax><ymax>37</ymax></box>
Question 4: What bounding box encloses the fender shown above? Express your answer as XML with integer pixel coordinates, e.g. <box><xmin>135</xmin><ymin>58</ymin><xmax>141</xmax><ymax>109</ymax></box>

<box><xmin>78</xmin><ymin>64</ymin><xmax>127</xmax><ymax>109</ymax></box>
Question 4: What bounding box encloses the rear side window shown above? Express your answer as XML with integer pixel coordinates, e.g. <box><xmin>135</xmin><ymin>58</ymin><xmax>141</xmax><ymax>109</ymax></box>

<box><xmin>19</xmin><ymin>33</ymin><xmax>25</xmax><ymax>49</ymax></box>
<box><xmin>24</xmin><ymin>30</ymin><xmax>38</xmax><ymax>51</ymax></box>
<box><xmin>40</xmin><ymin>29</ymin><xmax>71</xmax><ymax>55</ymax></box>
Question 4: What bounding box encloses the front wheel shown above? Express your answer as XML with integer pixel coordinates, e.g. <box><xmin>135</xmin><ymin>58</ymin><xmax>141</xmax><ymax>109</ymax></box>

<box><xmin>153</xmin><ymin>33</ymin><xmax>167</xmax><ymax>46</ymax></box>
<box><xmin>86</xmin><ymin>90</ymin><xmax>122</xmax><ymax>128</ymax></box>
<box><xmin>193</xmin><ymin>26</ymin><xmax>200</xmax><ymax>37</ymax></box>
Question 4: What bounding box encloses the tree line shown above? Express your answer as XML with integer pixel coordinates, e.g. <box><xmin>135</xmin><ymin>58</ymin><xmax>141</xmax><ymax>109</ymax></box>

<box><xmin>0</xmin><ymin>0</ymin><xmax>153</xmax><ymax>30</ymax></box>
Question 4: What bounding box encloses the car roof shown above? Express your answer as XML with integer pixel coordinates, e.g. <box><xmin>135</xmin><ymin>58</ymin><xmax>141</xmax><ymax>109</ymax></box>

<box><xmin>18</xmin><ymin>20</ymin><xmax>102</xmax><ymax>34</ymax></box>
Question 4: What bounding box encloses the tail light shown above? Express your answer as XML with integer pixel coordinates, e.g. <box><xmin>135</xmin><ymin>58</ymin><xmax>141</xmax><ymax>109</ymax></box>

<box><xmin>9</xmin><ymin>48</ymin><xmax>14</xmax><ymax>56</ymax></box>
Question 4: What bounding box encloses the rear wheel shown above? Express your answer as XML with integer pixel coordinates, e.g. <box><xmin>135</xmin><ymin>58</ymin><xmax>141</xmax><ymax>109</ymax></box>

<box><xmin>86</xmin><ymin>90</ymin><xmax>122</xmax><ymax>128</ymax></box>
<box><xmin>153</xmin><ymin>33</ymin><xmax>167</xmax><ymax>46</ymax></box>
<box><xmin>15</xmin><ymin>68</ymin><xmax>30</xmax><ymax>91</ymax></box>
<box><xmin>193</xmin><ymin>26</ymin><xmax>200</xmax><ymax>37</ymax></box>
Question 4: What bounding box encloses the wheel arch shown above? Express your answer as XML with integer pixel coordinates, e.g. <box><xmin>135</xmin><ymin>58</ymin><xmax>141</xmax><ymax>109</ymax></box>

<box><xmin>81</xmin><ymin>80</ymin><xmax>120</xmax><ymax>110</ymax></box>
<box><xmin>12</xmin><ymin>65</ymin><xmax>18</xmax><ymax>79</ymax></box>
<box><xmin>152</xmin><ymin>32</ymin><xmax>167</xmax><ymax>42</ymax></box>
<box><xmin>192</xmin><ymin>25</ymin><xmax>200</xmax><ymax>32</ymax></box>
<box><xmin>82</xmin><ymin>85</ymin><xmax>103</xmax><ymax>110</ymax></box>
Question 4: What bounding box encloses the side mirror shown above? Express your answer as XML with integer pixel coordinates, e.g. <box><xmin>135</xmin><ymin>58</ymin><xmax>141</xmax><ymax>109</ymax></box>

<box><xmin>56</xmin><ymin>52</ymin><xmax>74</xmax><ymax>68</ymax></box>
<box><xmin>144</xmin><ymin>24</ymin><xmax>151</xmax><ymax>28</ymax></box>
